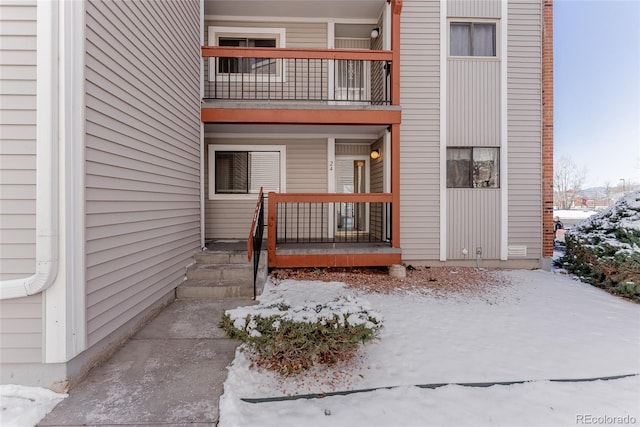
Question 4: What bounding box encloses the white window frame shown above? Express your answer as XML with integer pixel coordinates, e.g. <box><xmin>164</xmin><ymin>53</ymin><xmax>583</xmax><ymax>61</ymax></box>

<box><xmin>208</xmin><ymin>144</ymin><xmax>286</xmax><ymax>200</ymax></box>
<box><xmin>208</xmin><ymin>26</ymin><xmax>286</xmax><ymax>82</ymax></box>
<box><xmin>446</xmin><ymin>146</ymin><xmax>501</xmax><ymax>189</ymax></box>
<box><xmin>448</xmin><ymin>19</ymin><xmax>499</xmax><ymax>59</ymax></box>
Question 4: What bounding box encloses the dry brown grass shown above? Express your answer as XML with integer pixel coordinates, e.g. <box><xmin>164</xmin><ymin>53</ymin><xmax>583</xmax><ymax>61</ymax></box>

<box><xmin>271</xmin><ymin>266</ymin><xmax>509</xmax><ymax>297</ymax></box>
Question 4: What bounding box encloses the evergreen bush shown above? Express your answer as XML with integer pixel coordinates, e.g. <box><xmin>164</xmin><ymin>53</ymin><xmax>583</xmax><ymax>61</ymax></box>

<box><xmin>557</xmin><ymin>192</ymin><xmax>640</xmax><ymax>302</ymax></box>
<box><xmin>221</xmin><ymin>296</ymin><xmax>382</xmax><ymax>375</ymax></box>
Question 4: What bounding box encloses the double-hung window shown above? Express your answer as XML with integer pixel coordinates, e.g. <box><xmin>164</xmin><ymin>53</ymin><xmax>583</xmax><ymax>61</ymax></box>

<box><xmin>450</xmin><ymin>22</ymin><xmax>497</xmax><ymax>57</ymax></box>
<box><xmin>447</xmin><ymin>147</ymin><xmax>500</xmax><ymax>188</ymax></box>
<box><xmin>209</xmin><ymin>145</ymin><xmax>286</xmax><ymax>199</ymax></box>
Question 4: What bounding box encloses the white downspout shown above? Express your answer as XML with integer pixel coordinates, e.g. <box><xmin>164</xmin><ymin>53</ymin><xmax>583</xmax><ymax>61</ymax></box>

<box><xmin>0</xmin><ymin>1</ymin><xmax>59</xmax><ymax>300</ymax></box>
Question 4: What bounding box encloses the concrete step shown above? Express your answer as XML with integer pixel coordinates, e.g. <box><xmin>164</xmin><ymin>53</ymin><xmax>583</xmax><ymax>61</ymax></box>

<box><xmin>195</xmin><ymin>250</ymin><xmax>251</xmax><ymax>265</ymax></box>
<box><xmin>176</xmin><ymin>279</ymin><xmax>255</xmax><ymax>299</ymax></box>
<box><xmin>186</xmin><ymin>263</ymin><xmax>253</xmax><ymax>282</ymax></box>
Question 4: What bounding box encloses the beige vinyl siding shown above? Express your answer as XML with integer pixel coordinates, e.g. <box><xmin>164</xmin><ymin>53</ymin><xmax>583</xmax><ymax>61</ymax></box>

<box><xmin>448</xmin><ymin>60</ymin><xmax>500</xmax><ymax>146</ymax></box>
<box><xmin>205</xmin><ymin>21</ymin><xmax>327</xmax><ymax>49</ymax></box>
<box><xmin>0</xmin><ymin>1</ymin><xmax>41</xmax><ymax>365</ymax></box>
<box><xmin>447</xmin><ymin>0</ymin><xmax>502</xmax><ymax>18</ymax></box>
<box><xmin>334</xmin><ymin>38</ymin><xmax>369</xmax><ymax>49</ymax></box>
<box><xmin>335</xmin><ymin>143</ymin><xmax>370</xmax><ymax>157</ymax></box>
<box><xmin>399</xmin><ymin>0</ymin><xmax>441</xmax><ymax>260</ymax></box>
<box><xmin>507</xmin><ymin>0</ymin><xmax>543</xmax><ymax>258</ymax></box>
<box><xmin>205</xmin><ymin>138</ymin><xmax>327</xmax><ymax>239</ymax></box>
<box><xmin>0</xmin><ymin>294</ymin><xmax>42</xmax><ymax>364</ymax></box>
<box><xmin>85</xmin><ymin>0</ymin><xmax>201</xmax><ymax>346</ymax></box>
<box><xmin>447</xmin><ymin>189</ymin><xmax>501</xmax><ymax>259</ymax></box>
<box><xmin>370</xmin><ymin>138</ymin><xmax>384</xmax><ymax>239</ymax></box>
<box><xmin>0</xmin><ymin>1</ymin><xmax>36</xmax><ymax>280</ymax></box>
<box><xmin>370</xmin><ymin>12</ymin><xmax>385</xmax><ymax>104</ymax></box>
<box><xmin>370</xmin><ymin>139</ymin><xmax>384</xmax><ymax>193</ymax></box>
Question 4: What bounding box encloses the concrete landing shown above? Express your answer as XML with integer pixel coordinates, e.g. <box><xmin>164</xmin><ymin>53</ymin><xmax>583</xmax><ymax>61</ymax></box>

<box><xmin>38</xmin><ymin>298</ymin><xmax>254</xmax><ymax>427</ymax></box>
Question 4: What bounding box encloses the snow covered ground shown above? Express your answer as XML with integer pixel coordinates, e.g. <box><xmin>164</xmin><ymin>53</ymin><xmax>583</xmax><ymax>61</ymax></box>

<box><xmin>219</xmin><ymin>270</ymin><xmax>640</xmax><ymax>427</ymax></box>
<box><xmin>3</xmin><ymin>256</ymin><xmax>639</xmax><ymax>427</ymax></box>
<box><xmin>553</xmin><ymin>209</ymin><xmax>600</xmax><ymax>220</ymax></box>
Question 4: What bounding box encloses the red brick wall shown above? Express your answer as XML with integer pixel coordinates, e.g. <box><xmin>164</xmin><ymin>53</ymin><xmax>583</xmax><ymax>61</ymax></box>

<box><xmin>542</xmin><ymin>0</ymin><xmax>554</xmax><ymax>257</ymax></box>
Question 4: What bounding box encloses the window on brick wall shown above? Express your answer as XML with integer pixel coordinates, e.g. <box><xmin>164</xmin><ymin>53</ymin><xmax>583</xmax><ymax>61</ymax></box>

<box><xmin>447</xmin><ymin>147</ymin><xmax>500</xmax><ymax>188</ymax></box>
<box><xmin>450</xmin><ymin>22</ymin><xmax>497</xmax><ymax>57</ymax></box>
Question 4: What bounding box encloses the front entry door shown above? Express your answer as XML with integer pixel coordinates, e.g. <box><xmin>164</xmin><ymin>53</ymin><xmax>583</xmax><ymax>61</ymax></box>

<box><xmin>335</xmin><ymin>156</ymin><xmax>369</xmax><ymax>233</ymax></box>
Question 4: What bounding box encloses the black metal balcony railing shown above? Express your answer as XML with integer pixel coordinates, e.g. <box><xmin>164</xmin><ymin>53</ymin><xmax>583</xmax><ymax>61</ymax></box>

<box><xmin>202</xmin><ymin>47</ymin><xmax>392</xmax><ymax>105</ymax></box>
<box><xmin>275</xmin><ymin>201</ymin><xmax>391</xmax><ymax>244</ymax></box>
<box><xmin>267</xmin><ymin>193</ymin><xmax>393</xmax><ymax>247</ymax></box>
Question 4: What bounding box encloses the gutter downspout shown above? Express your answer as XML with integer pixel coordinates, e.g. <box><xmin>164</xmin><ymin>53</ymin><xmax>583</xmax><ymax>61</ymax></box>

<box><xmin>0</xmin><ymin>1</ymin><xmax>59</xmax><ymax>300</ymax></box>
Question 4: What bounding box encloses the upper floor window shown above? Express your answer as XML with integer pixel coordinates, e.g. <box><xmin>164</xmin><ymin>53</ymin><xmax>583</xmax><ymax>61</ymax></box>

<box><xmin>450</xmin><ymin>22</ymin><xmax>496</xmax><ymax>57</ymax></box>
<box><xmin>447</xmin><ymin>147</ymin><xmax>500</xmax><ymax>188</ymax></box>
<box><xmin>209</xmin><ymin>26</ymin><xmax>286</xmax><ymax>81</ymax></box>
<box><xmin>218</xmin><ymin>37</ymin><xmax>277</xmax><ymax>74</ymax></box>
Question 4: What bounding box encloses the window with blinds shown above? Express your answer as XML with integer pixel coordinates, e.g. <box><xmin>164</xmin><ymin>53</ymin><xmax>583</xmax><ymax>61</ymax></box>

<box><xmin>214</xmin><ymin>151</ymin><xmax>281</xmax><ymax>194</ymax></box>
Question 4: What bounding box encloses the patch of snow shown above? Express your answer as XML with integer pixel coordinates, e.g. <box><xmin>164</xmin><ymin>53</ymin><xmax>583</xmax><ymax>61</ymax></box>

<box><xmin>553</xmin><ymin>209</ymin><xmax>599</xmax><ymax>220</ymax></box>
<box><xmin>0</xmin><ymin>385</ymin><xmax>67</xmax><ymax>427</ymax></box>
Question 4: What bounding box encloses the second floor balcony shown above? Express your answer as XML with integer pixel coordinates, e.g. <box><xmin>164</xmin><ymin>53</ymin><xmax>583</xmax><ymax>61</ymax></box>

<box><xmin>202</xmin><ymin>46</ymin><xmax>394</xmax><ymax>107</ymax></box>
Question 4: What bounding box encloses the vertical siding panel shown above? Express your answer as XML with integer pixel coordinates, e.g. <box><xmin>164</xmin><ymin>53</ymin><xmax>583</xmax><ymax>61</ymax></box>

<box><xmin>370</xmin><ymin>138</ymin><xmax>384</xmax><ymax>239</ymax></box>
<box><xmin>0</xmin><ymin>0</ymin><xmax>41</xmax><ymax>364</ymax></box>
<box><xmin>507</xmin><ymin>0</ymin><xmax>543</xmax><ymax>258</ymax></box>
<box><xmin>448</xmin><ymin>0</ymin><xmax>502</xmax><ymax>18</ymax></box>
<box><xmin>85</xmin><ymin>0</ymin><xmax>201</xmax><ymax>347</ymax></box>
<box><xmin>400</xmin><ymin>0</ymin><xmax>441</xmax><ymax>260</ymax></box>
<box><xmin>448</xmin><ymin>61</ymin><xmax>500</xmax><ymax>146</ymax></box>
<box><xmin>447</xmin><ymin>189</ymin><xmax>500</xmax><ymax>259</ymax></box>
<box><xmin>335</xmin><ymin>144</ymin><xmax>370</xmax><ymax>156</ymax></box>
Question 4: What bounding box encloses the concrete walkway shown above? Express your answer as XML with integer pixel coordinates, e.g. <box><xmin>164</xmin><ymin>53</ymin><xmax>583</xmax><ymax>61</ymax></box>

<box><xmin>39</xmin><ymin>297</ymin><xmax>253</xmax><ymax>427</ymax></box>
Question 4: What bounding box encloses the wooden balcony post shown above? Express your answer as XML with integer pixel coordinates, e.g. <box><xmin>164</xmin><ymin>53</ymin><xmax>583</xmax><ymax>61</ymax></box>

<box><xmin>390</xmin><ymin>0</ymin><xmax>402</xmax><ymax>106</ymax></box>
<box><xmin>391</xmin><ymin>123</ymin><xmax>401</xmax><ymax>248</ymax></box>
<box><xmin>267</xmin><ymin>192</ymin><xmax>277</xmax><ymax>267</ymax></box>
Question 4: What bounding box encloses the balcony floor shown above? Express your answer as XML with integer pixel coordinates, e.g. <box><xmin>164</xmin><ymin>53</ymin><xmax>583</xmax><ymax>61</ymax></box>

<box><xmin>205</xmin><ymin>239</ymin><xmax>401</xmax><ymax>268</ymax></box>
<box><xmin>202</xmin><ymin>100</ymin><xmax>400</xmax><ymax>111</ymax></box>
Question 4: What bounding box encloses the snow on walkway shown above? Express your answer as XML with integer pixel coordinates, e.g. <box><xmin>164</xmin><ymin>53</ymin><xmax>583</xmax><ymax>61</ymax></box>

<box><xmin>0</xmin><ymin>385</ymin><xmax>66</xmax><ymax>427</ymax></box>
<box><xmin>219</xmin><ymin>270</ymin><xmax>640</xmax><ymax>427</ymax></box>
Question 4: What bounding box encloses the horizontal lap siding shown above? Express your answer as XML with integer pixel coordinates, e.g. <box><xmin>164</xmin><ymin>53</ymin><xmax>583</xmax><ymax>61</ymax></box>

<box><xmin>507</xmin><ymin>0</ymin><xmax>542</xmax><ymax>258</ymax></box>
<box><xmin>0</xmin><ymin>1</ymin><xmax>41</xmax><ymax>364</ymax></box>
<box><xmin>85</xmin><ymin>0</ymin><xmax>201</xmax><ymax>346</ymax></box>
<box><xmin>0</xmin><ymin>1</ymin><xmax>36</xmax><ymax>280</ymax></box>
<box><xmin>205</xmin><ymin>138</ymin><xmax>326</xmax><ymax>239</ymax></box>
<box><xmin>400</xmin><ymin>0</ymin><xmax>441</xmax><ymax>260</ymax></box>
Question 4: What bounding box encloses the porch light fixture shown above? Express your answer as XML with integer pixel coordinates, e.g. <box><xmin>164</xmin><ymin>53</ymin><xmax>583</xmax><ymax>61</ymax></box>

<box><xmin>370</xmin><ymin>27</ymin><xmax>380</xmax><ymax>39</ymax></box>
<box><xmin>370</xmin><ymin>149</ymin><xmax>381</xmax><ymax>159</ymax></box>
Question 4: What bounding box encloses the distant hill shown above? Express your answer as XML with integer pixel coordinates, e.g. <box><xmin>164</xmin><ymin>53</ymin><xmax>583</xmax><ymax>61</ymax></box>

<box><xmin>580</xmin><ymin>187</ymin><xmax>608</xmax><ymax>198</ymax></box>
